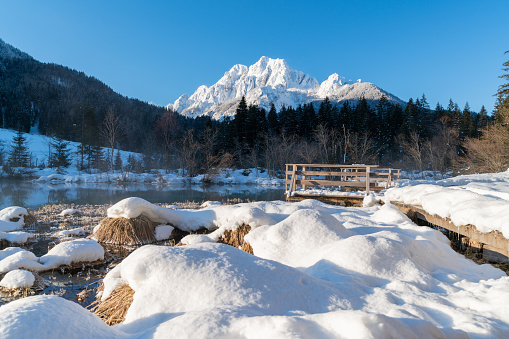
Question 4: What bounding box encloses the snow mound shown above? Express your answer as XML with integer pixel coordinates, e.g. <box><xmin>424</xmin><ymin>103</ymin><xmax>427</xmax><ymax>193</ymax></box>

<box><xmin>0</xmin><ymin>239</ymin><xmax>104</xmax><ymax>274</ymax></box>
<box><xmin>0</xmin><ymin>269</ymin><xmax>35</xmax><ymax>289</ymax></box>
<box><xmin>0</xmin><ymin>295</ymin><xmax>125</xmax><ymax>338</ymax></box>
<box><xmin>245</xmin><ymin>209</ymin><xmax>353</xmax><ymax>267</ymax></box>
<box><xmin>0</xmin><ymin>231</ymin><xmax>33</xmax><ymax>244</ymax></box>
<box><xmin>200</xmin><ymin>201</ymin><xmax>222</xmax><ymax>208</ymax></box>
<box><xmin>102</xmin><ymin>243</ymin><xmax>348</xmax><ymax>321</ymax></box>
<box><xmin>154</xmin><ymin>225</ymin><xmax>174</xmax><ymax>241</ymax></box>
<box><xmin>0</xmin><ymin>206</ymin><xmax>28</xmax><ymax>232</ymax></box>
<box><xmin>0</xmin><ymin>206</ymin><xmax>28</xmax><ymax>224</ymax></box>
<box><xmin>59</xmin><ymin>208</ymin><xmax>79</xmax><ymax>216</ymax></box>
<box><xmin>39</xmin><ymin>239</ymin><xmax>104</xmax><ymax>268</ymax></box>
<box><xmin>58</xmin><ymin>227</ymin><xmax>86</xmax><ymax>237</ymax></box>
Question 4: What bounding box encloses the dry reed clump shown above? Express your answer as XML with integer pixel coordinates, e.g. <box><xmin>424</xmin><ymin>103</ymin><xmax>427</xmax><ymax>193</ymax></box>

<box><xmin>93</xmin><ymin>215</ymin><xmax>160</xmax><ymax>246</ymax></box>
<box><xmin>218</xmin><ymin>224</ymin><xmax>254</xmax><ymax>255</ymax></box>
<box><xmin>92</xmin><ymin>284</ymin><xmax>135</xmax><ymax>325</ymax></box>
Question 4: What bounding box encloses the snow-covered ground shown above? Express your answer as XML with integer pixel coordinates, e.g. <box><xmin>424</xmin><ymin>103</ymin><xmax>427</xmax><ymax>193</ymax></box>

<box><xmin>1</xmin><ymin>194</ymin><xmax>508</xmax><ymax>338</ymax></box>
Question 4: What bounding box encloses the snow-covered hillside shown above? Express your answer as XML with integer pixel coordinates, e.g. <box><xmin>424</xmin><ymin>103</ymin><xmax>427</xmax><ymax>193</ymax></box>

<box><xmin>167</xmin><ymin>56</ymin><xmax>403</xmax><ymax>120</ymax></box>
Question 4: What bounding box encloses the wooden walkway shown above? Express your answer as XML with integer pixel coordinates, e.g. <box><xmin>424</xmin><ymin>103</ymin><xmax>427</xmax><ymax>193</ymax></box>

<box><xmin>391</xmin><ymin>202</ymin><xmax>509</xmax><ymax>263</ymax></box>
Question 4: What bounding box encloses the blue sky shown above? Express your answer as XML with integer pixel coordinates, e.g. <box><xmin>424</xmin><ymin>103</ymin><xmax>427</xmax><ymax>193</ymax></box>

<box><xmin>0</xmin><ymin>0</ymin><xmax>507</xmax><ymax>112</ymax></box>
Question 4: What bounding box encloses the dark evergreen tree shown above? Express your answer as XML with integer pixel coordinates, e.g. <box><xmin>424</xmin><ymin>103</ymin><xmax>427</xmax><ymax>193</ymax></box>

<box><xmin>354</xmin><ymin>97</ymin><xmax>373</xmax><ymax>134</ymax></box>
<box><xmin>476</xmin><ymin>105</ymin><xmax>489</xmax><ymax>132</ymax></box>
<box><xmin>494</xmin><ymin>50</ymin><xmax>509</xmax><ymax>122</ymax></box>
<box><xmin>317</xmin><ymin>97</ymin><xmax>333</xmax><ymax>127</ymax></box>
<box><xmin>404</xmin><ymin>98</ymin><xmax>418</xmax><ymax>135</ymax></box>
<box><xmin>233</xmin><ymin>96</ymin><xmax>248</xmax><ymax>144</ymax></box>
<box><xmin>267</xmin><ymin>103</ymin><xmax>279</xmax><ymax>135</ymax></box>
<box><xmin>8</xmin><ymin>129</ymin><xmax>30</xmax><ymax>167</ymax></box>
<box><xmin>114</xmin><ymin>150</ymin><xmax>123</xmax><ymax>170</ymax></box>
<box><xmin>50</xmin><ymin>136</ymin><xmax>71</xmax><ymax>170</ymax></box>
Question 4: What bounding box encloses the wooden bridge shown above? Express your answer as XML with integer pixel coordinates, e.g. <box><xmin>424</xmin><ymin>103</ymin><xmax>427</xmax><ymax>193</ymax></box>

<box><xmin>285</xmin><ymin>164</ymin><xmax>401</xmax><ymax>204</ymax></box>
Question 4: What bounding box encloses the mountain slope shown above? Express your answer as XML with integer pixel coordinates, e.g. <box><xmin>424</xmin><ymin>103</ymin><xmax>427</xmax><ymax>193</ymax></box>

<box><xmin>167</xmin><ymin>56</ymin><xmax>403</xmax><ymax>120</ymax></box>
<box><xmin>0</xmin><ymin>38</ymin><xmax>167</xmax><ymax>152</ymax></box>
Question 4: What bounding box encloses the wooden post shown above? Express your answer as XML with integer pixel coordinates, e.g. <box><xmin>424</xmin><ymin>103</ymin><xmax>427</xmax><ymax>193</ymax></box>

<box><xmin>388</xmin><ymin>169</ymin><xmax>392</xmax><ymax>188</ymax></box>
<box><xmin>302</xmin><ymin>166</ymin><xmax>307</xmax><ymax>190</ymax></box>
<box><xmin>365</xmin><ymin>166</ymin><xmax>370</xmax><ymax>194</ymax></box>
<box><xmin>285</xmin><ymin>164</ymin><xmax>289</xmax><ymax>192</ymax></box>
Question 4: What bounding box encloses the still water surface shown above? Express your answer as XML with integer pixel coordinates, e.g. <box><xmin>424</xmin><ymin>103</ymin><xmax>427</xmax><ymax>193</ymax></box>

<box><xmin>0</xmin><ymin>179</ymin><xmax>286</xmax><ymax>209</ymax></box>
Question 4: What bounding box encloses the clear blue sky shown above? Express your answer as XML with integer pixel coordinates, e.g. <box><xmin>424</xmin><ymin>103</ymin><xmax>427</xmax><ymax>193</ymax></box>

<box><xmin>0</xmin><ymin>0</ymin><xmax>507</xmax><ymax>112</ymax></box>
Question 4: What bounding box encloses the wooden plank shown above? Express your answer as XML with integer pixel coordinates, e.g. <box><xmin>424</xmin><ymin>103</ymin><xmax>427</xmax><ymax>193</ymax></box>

<box><xmin>287</xmin><ymin>164</ymin><xmax>379</xmax><ymax>168</ymax></box>
<box><xmin>297</xmin><ymin>180</ymin><xmax>378</xmax><ymax>187</ymax></box>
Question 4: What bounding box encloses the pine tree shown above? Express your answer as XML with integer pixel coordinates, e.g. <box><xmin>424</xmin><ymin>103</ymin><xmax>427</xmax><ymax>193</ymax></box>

<box><xmin>50</xmin><ymin>136</ymin><xmax>71</xmax><ymax>170</ymax></box>
<box><xmin>404</xmin><ymin>98</ymin><xmax>418</xmax><ymax>135</ymax></box>
<box><xmin>494</xmin><ymin>50</ymin><xmax>509</xmax><ymax>123</ymax></box>
<box><xmin>233</xmin><ymin>96</ymin><xmax>248</xmax><ymax>144</ymax></box>
<box><xmin>476</xmin><ymin>105</ymin><xmax>489</xmax><ymax>132</ymax></box>
<box><xmin>8</xmin><ymin>129</ymin><xmax>30</xmax><ymax>167</ymax></box>
<box><xmin>114</xmin><ymin>150</ymin><xmax>123</xmax><ymax>170</ymax></box>
<box><xmin>267</xmin><ymin>103</ymin><xmax>279</xmax><ymax>135</ymax></box>
<box><xmin>318</xmin><ymin>97</ymin><xmax>333</xmax><ymax>127</ymax></box>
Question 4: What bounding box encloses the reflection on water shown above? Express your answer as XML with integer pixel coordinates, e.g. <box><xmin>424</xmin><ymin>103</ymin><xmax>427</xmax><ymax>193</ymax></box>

<box><xmin>0</xmin><ymin>179</ymin><xmax>285</xmax><ymax>210</ymax></box>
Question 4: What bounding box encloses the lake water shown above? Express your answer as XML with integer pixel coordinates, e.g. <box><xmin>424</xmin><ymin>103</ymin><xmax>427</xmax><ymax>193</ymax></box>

<box><xmin>0</xmin><ymin>179</ymin><xmax>286</xmax><ymax>210</ymax></box>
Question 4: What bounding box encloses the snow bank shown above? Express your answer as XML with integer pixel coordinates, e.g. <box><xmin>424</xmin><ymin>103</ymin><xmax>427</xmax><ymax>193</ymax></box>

<box><xmin>386</xmin><ymin>184</ymin><xmax>509</xmax><ymax>237</ymax></box>
<box><xmin>0</xmin><ymin>239</ymin><xmax>104</xmax><ymax>274</ymax></box>
<box><xmin>0</xmin><ymin>269</ymin><xmax>35</xmax><ymax>289</ymax></box>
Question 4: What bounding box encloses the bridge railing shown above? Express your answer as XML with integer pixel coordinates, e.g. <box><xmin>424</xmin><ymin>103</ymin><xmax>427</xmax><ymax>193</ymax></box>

<box><xmin>285</xmin><ymin>164</ymin><xmax>401</xmax><ymax>196</ymax></box>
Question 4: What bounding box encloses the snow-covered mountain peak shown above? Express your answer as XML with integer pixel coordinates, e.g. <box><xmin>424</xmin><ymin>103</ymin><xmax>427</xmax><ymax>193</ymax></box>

<box><xmin>166</xmin><ymin>57</ymin><xmax>402</xmax><ymax>120</ymax></box>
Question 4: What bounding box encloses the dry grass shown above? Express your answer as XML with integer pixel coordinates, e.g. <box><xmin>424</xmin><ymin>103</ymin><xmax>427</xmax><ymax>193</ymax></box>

<box><xmin>93</xmin><ymin>215</ymin><xmax>159</xmax><ymax>246</ymax></box>
<box><xmin>218</xmin><ymin>224</ymin><xmax>254</xmax><ymax>255</ymax></box>
<box><xmin>92</xmin><ymin>284</ymin><xmax>135</xmax><ymax>325</ymax></box>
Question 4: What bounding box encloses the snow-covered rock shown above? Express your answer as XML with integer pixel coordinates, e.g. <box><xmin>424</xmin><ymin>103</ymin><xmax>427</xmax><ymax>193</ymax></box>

<box><xmin>0</xmin><ymin>269</ymin><xmax>35</xmax><ymax>289</ymax></box>
<box><xmin>166</xmin><ymin>56</ymin><xmax>403</xmax><ymax>120</ymax></box>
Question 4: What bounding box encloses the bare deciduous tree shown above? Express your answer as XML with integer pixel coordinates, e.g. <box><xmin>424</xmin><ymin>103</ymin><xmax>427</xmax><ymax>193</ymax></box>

<box><xmin>398</xmin><ymin>131</ymin><xmax>425</xmax><ymax>178</ymax></box>
<box><xmin>464</xmin><ymin>109</ymin><xmax>509</xmax><ymax>173</ymax></box>
<box><xmin>101</xmin><ymin>107</ymin><xmax>125</xmax><ymax>171</ymax></box>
